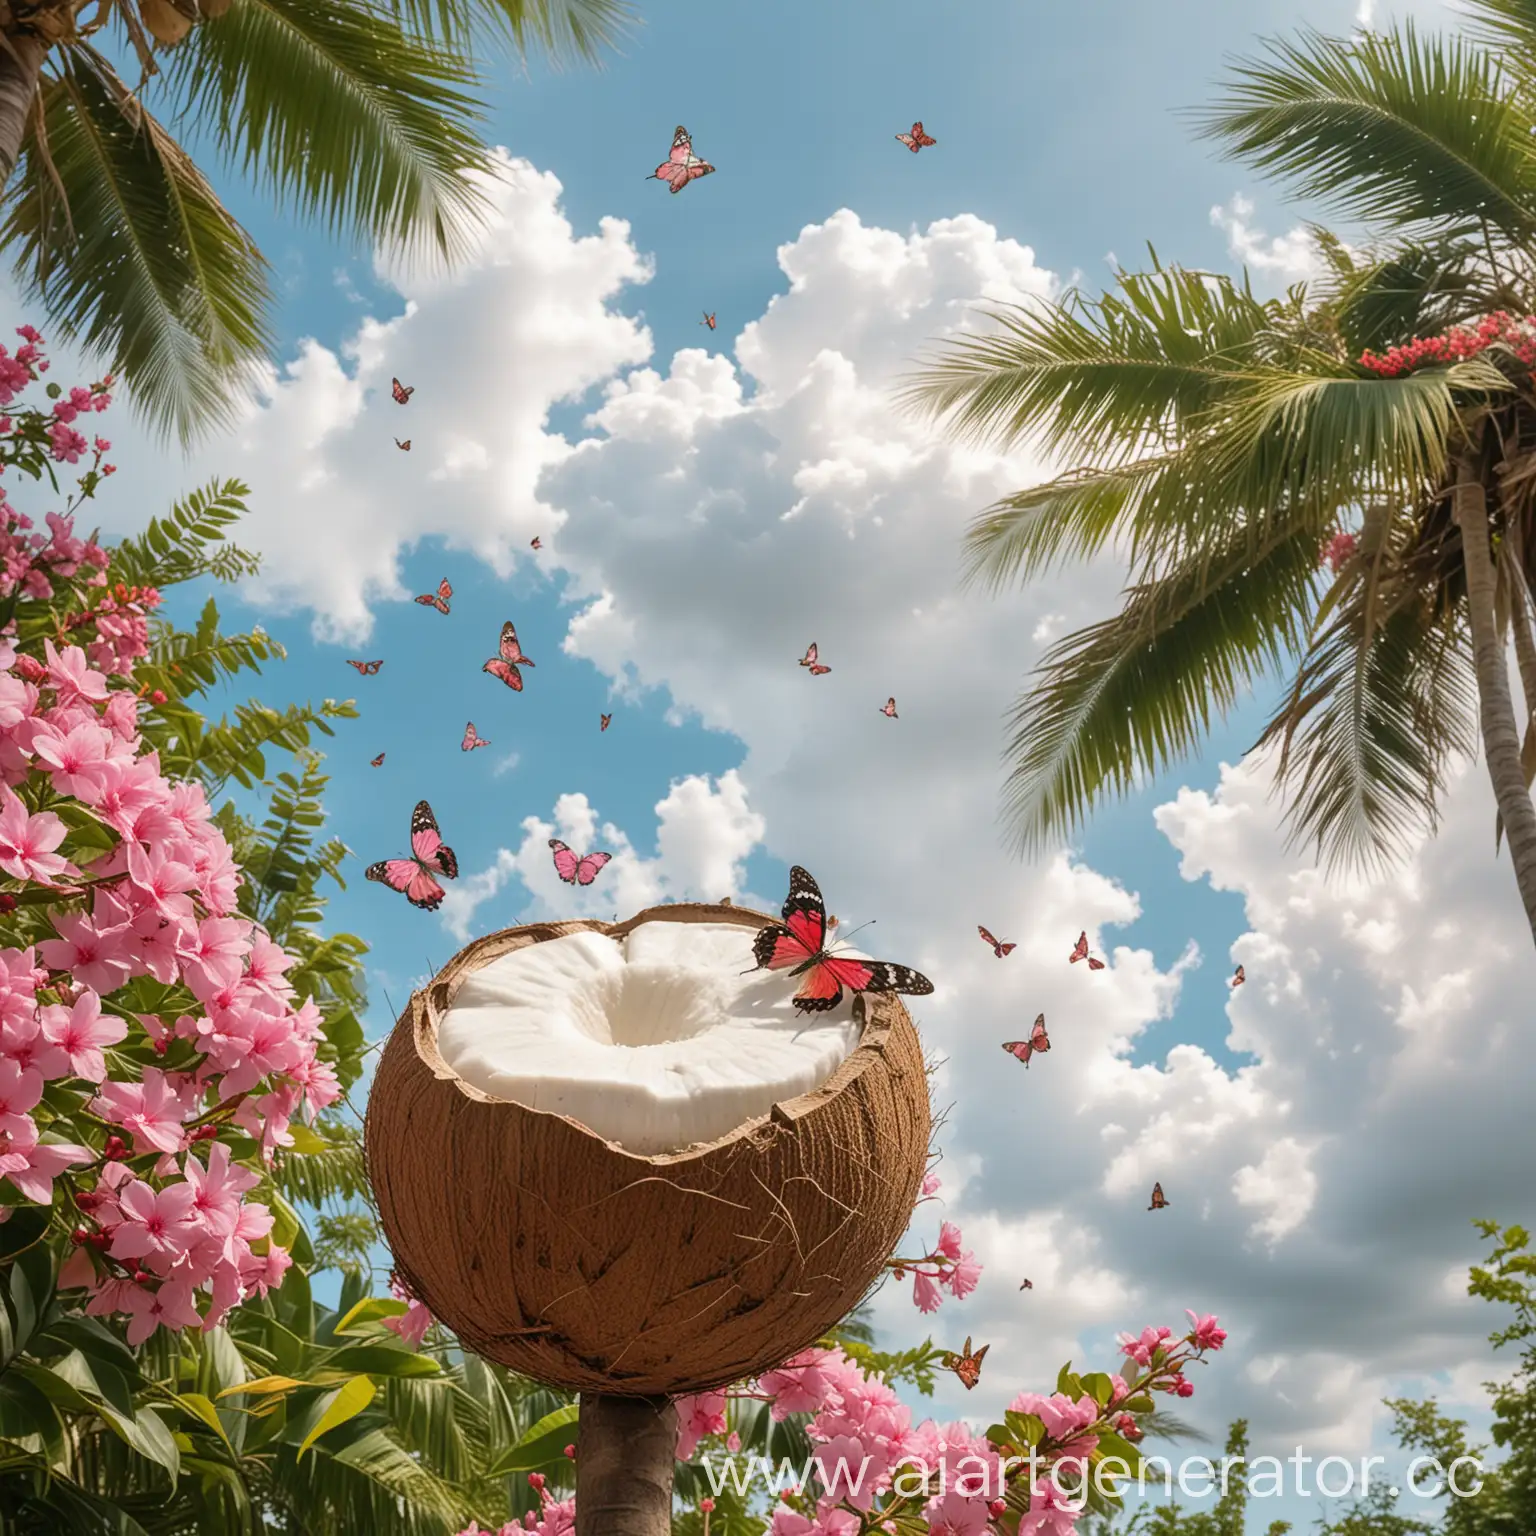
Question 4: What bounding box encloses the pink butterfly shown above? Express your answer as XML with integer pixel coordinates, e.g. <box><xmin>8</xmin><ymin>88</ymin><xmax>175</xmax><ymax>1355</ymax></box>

<box><xmin>530</xmin><ymin>537</ymin><xmax>542</xmax><ymax>550</ymax></box>
<box><xmin>550</xmin><ymin>838</ymin><xmax>612</xmax><ymax>886</ymax></box>
<box><xmin>649</xmin><ymin>125</ymin><xmax>715</xmax><ymax>194</ymax></box>
<box><xmin>366</xmin><ymin>800</ymin><xmax>458</xmax><ymax>911</ymax></box>
<box><xmin>799</xmin><ymin>641</ymin><xmax>831</xmax><ymax>676</ymax></box>
<box><xmin>483</xmin><ymin>621</ymin><xmax>535</xmax><ymax>691</ymax></box>
<box><xmin>978</xmin><ymin>925</ymin><xmax>1016</xmax><ymax>958</ymax></box>
<box><xmin>1070</xmin><ymin>930</ymin><xmax>1106</xmax><ymax>970</ymax></box>
<box><xmin>879</xmin><ymin>697</ymin><xmax>898</xmax><ymax>717</ymax></box>
<box><xmin>461</xmin><ymin>721</ymin><xmax>489</xmax><ymax>751</ymax></box>
<box><xmin>415</xmin><ymin>577</ymin><xmax>452</xmax><ymax>615</ymax></box>
<box><xmin>895</xmin><ymin>122</ymin><xmax>937</xmax><ymax>152</ymax></box>
<box><xmin>1002</xmin><ymin>1014</ymin><xmax>1050</xmax><ymax>1068</ymax></box>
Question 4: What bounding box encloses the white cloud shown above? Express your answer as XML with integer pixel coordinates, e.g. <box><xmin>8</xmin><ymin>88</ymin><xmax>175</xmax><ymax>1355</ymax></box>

<box><xmin>50</xmin><ymin>159</ymin><xmax>1536</xmax><ymax>1472</ymax></box>
<box><xmin>1210</xmin><ymin>193</ymin><xmax>1328</xmax><ymax>287</ymax></box>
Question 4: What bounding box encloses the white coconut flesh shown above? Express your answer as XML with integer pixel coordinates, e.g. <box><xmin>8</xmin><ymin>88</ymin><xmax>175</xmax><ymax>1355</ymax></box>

<box><xmin>435</xmin><ymin>919</ymin><xmax>866</xmax><ymax>1155</ymax></box>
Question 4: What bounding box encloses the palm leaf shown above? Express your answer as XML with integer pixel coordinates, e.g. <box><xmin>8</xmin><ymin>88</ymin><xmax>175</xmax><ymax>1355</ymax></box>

<box><xmin>997</xmin><ymin>523</ymin><xmax>1323</xmax><ymax>856</ymax></box>
<box><xmin>387</xmin><ymin>0</ymin><xmax>635</xmax><ymax>65</ymax></box>
<box><xmin>165</xmin><ymin>0</ymin><xmax>495</xmax><ymax>265</ymax></box>
<box><xmin>1321</xmin><ymin>237</ymin><xmax>1495</xmax><ymax>357</ymax></box>
<box><xmin>1189</xmin><ymin>24</ymin><xmax>1536</xmax><ymax>243</ymax></box>
<box><xmin>2</xmin><ymin>47</ymin><xmax>271</xmax><ymax>444</ymax></box>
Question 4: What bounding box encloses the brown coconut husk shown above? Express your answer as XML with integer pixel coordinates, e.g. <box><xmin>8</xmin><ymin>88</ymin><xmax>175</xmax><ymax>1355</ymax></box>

<box><xmin>138</xmin><ymin>0</ymin><xmax>196</xmax><ymax>45</ymax></box>
<box><xmin>365</xmin><ymin>900</ymin><xmax>931</xmax><ymax>1397</ymax></box>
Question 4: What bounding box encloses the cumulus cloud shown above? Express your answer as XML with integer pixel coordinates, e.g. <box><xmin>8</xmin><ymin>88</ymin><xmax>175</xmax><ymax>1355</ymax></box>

<box><xmin>1210</xmin><ymin>193</ymin><xmax>1328</xmax><ymax>287</ymax></box>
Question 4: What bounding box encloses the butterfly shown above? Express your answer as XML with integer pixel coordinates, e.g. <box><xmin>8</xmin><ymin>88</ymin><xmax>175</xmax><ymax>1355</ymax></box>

<box><xmin>600</xmin><ymin>713</ymin><xmax>612</xmax><ymax>731</ymax></box>
<box><xmin>346</xmin><ymin>659</ymin><xmax>383</xmax><ymax>675</ymax></box>
<box><xmin>649</xmin><ymin>126</ymin><xmax>715</xmax><ymax>194</ymax></box>
<box><xmin>483</xmin><ymin>621</ymin><xmax>535</xmax><ymax>691</ymax></box>
<box><xmin>1019</xmin><ymin>1278</ymin><xmax>1034</xmax><ymax>1290</ymax></box>
<box><xmin>391</xmin><ymin>377</ymin><xmax>414</xmax><ymax>404</ymax></box>
<box><xmin>1070</xmin><ymin>930</ymin><xmax>1106</xmax><ymax>970</ymax></box>
<box><xmin>978</xmin><ymin>925</ymin><xmax>1016</xmax><ymax>958</ymax></box>
<box><xmin>530</xmin><ymin>537</ymin><xmax>542</xmax><ymax>550</ymax></box>
<box><xmin>370</xmin><ymin>753</ymin><xmax>385</xmax><ymax>768</ymax></box>
<box><xmin>701</xmin><ymin>311</ymin><xmax>717</xmax><ymax>330</ymax></box>
<box><xmin>461</xmin><ymin>721</ymin><xmax>489</xmax><ymax>751</ymax></box>
<box><xmin>1002</xmin><ymin>1013</ymin><xmax>1050</xmax><ymax>1068</ymax></box>
<box><xmin>395</xmin><ymin>437</ymin><xmax>411</xmax><ymax>451</ymax></box>
<box><xmin>365</xmin><ymin>800</ymin><xmax>458</xmax><ymax>911</ymax></box>
<box><xmin>895</xmin><ymin>121</ymin><xmax>937</xmax><ymax>152</ymax></box>
<box><xmin>550</xmin><ymin>838</ymin><xmax>612</xmax><ymax>886</ymax></box>
<box><xmin>799</xmin><ymin>642</ymin><xmax>831</xmax><ymax>676</ymax></box>
<box><xmin>415</xmin><ymin>577</ymin><xmax>452</xmax><ymax>615</ymax></box>
<box><xmin>879</xmin><ymin>697</ymin><xmax>898</xmax><ymax>718</ymax></box>
<box><xmin>1148</xmin><ymin>1182</ymin><xmax>1170</xmax><ymax>1211</ymax></box>
<box><xmin>752</xmin><ymin>865</ymin><xmax>934</xmax><ymax>1015</ymax></box>
<box><xmin>1231</xmin><ymin>965</ymin><xmax>1246</xmax><ymax>988</ymax></box>
<box><xmin>941</xmin><ymin>1337</ymin><xmax>988</xmax><ymax>1391</ymax></box>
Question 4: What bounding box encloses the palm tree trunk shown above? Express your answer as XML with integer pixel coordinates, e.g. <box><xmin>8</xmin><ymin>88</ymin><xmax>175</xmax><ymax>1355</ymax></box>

<box><xmin>0</xmin><ymin>32</ymin><xmax>47</xmax><ymax>189</ymax></box>
<box><xmin>1454</xmin><ymin>457</ymin><xmax>1536</xmax><ymax>950</ymax></box>
<box><xmin>574</xmin><ymin>1393</ymin><xmax>677</xmax><ymax>1536</ymax></box>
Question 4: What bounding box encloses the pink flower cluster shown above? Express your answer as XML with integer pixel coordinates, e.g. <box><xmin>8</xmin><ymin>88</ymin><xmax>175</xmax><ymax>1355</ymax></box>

<box><xmin>1319</xmin><ymin>529</ymin><xmax>1358</xmax><ymax>575</ymax></box>
<box><xmin>889</xmin><ymin>1215</ymin><xmax>982</xmax><ymax>1314</ymax></box>
<box><xmin>1358</xmin><ymin>310</ymin><xmax>1536</xmax><ymax>377</ymax></box>
<box><xmin>383</xmin><ymin>1271</ymin><xmax>433</xmax><ymax>1349</ymax></box>
<box><xmin>0</xmin><ymin>350</ymin><xmax>344</xmax><ymax>1345</ymax></box>
<box><xmin>454</xmin><ymin>1475</ymin><xmax>576</xmax><ymax>1536</ymax></box>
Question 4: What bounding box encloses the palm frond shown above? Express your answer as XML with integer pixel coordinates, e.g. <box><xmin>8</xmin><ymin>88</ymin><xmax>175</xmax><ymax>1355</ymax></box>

<box><xmin>165</xmin><ymin>0</ymin><xmax>496</xmax><ymax>264</ymax></box>
<box><xmin>386</xmin><ymin>0</ymin><xmax>635</xmax><ymax>67</ymax></box>
<box><xmin>997</xmin><ymin>523</ymin><xmax>1323</xmax><ymax>856</ymax></box>
<box><xmin>1320</xmin><ymin>237</ymin><xmax>1495</xmax><ymax>356</ymax></box>
<box><xmin>1189</xmin><ymin>24</ymin><xmax>1536</xmax><ymax>243</ymax></box>
<box><xmin>2</xmin><ymin>47</ymin><xmax>271</xmax><ymax>445</ymax></box>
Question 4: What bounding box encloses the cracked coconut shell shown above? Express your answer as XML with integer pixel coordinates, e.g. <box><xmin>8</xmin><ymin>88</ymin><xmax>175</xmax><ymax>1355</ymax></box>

<box><xmin>364</xmin><ymin>901</ymin><xmax>931</xmax><ymax>1396</ymax></box>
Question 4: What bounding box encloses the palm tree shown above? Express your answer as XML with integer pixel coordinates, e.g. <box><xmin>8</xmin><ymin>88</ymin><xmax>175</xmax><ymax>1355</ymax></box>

<box><xmin>0</xmin><ymin>0</ymin><xmax>631</xmax><ymax>444</ymax></box>
<box><xmin>899</xmin><ymin>2</ymin><xmax>1536</xmax><ymax>953</ymax></box>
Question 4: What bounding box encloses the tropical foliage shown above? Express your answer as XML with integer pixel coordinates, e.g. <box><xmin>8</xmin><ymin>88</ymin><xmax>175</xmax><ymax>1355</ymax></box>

<box><xmin>0</xmin><ymin>0</ymin><xmax>632</xmax><ymax>444</ymax></box>
<box><xmin>900</xmin><ymin>0</ymin><xmax>1536</xmax><ymax>953</ymax></box>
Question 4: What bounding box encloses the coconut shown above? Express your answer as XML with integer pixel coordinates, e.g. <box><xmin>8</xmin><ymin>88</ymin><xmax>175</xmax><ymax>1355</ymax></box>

<box><xmin>364</xmin><ymin>900</ymin><xmax>931</xmax><ymax>1398</ymax></box>
<box><xmin>138</xmin><ymin>0</ymin><xmax>196</xmax><ymax>44</ymax></box>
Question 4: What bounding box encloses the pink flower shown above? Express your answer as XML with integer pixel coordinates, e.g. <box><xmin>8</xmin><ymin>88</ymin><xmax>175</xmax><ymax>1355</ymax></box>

<box><xmin>760</xmin><ymin>1348</ymin><xmax>842</xmax><ymax>1418</ymax></box>
<box><xmin>122</xmin><ymin>1276</ymin><xmax>202</xmax><ymax>1345</ymax></box>
<box><xmin>38</xmin><ymin>909</ymin><xmax>133</xmax><ymax>996</ymax></box>
<box><xmin>942</xmin><ymin>1250</ymin><xmax>981</xmax><ymax>1300</ymax></box>
<box><xmin>92</xmin><ymin>1068</ymin><xmax>190</xmax><ymax>1155</ymax></box>
<box><xmin>925</xmin><ymin>1490</ymin><xmax>990</xmax><ymax>1536</ymax></box>
<box><xmin>912</xmin><ymin>1271</ymin><xmax>942</xmax><ymax>1313</ymax></box>
<box><xmin>42</xmin><ymin>640</ymin><xmax>107</xmax><ymax>706</ymax></box>
<box><xmin>183</xmin><ymin>1140</ymin><xmax>261</xmax><ymax>1238</ymax></box>
<box><xmin>0</xmin><ymin>1058</ymin><xmax>42</xmax><ymax>1139</ymax></box>
<box><xmin>1185</xmin><ymin>1311</ymin><xmax>1227</xmax><ymax>1351</ymax></box>
<box><xmin>383</xmin><ymin>1297</ymin><xmax>433</xmax><ymax>1350</ymax></box>
<box><xmin>28</xmin><ymin>718</ymin><xmax>113</xmax><ymax>800</ymax></box>
<box><xmin>921</xmin><ymin>1171</ymin><xmax>941</xmax><ymax>1197</ymax></box>
<box><xmin>0</xmin><ymin>786</ymin><xmax>75</xmax><ymax>884</ymax></box>
<box><xmin>125</xmin><ymin>840</ymin><xmax>198</xmax><ymax>921</ymax></box>
<box><xmin>108</xmin><ymin>1177</ymin><xmax>199</xmax><ymax>1269</ymax></box>
<box><xmin>935</xmin><ymin>1222</ymin><xmax>963</xmax><ymax>1261</ymax></box>
<box><xmin>1007</xmin><ymin>1392</ymin><xmax>1100</xmax><ymax>1460</ymax></box>
<box><xmin>39</xmin><ymin>990</ymin><xmax>126</xmax><ymax>1082</ymax></box>
<box><xmin>0</xmin><ymin>1135</ymin><xmax>91</xmax><ymax>1202</ymax></box>
<box><xmin>675</xmin><ymin>1390</ymin><xmax>729</xmax><ymax>1459</ymax></box>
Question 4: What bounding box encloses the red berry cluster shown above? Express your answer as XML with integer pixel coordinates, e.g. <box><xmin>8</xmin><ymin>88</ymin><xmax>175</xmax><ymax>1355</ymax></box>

<box><xmin>1359</xmin><ymin>311</ymin><xmax>1536</xmax><ymax>377</ymax></box>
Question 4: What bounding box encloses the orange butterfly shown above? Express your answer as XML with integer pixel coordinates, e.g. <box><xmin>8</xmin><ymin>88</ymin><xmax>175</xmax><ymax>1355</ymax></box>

<box><xmin>799</xmin><ymin>641</ymin><xmax>830</xmax><ymax>675</ymax></box>
<box><xmin>1002</xmin><ymin>1014</ymin><xmax>1050</xmax><ymax>1068</ymax></box>
<box><xmin>978</xmin><ymin>925</ymin><xmax>1016</xmax><ymax>958</ymax></box>
<box><xmin>895</xmin><ymin>121</ymin><xmax>937</xmax><ymax>152</ymax></box>
<box><xmin>346</xmin><ymin>660</ymin><xmax>383</xmax><ymax>675</ymax></box>
<box><xmin>530</xmin><ymin>537</ymin><xmax>542</xmax><ymax>549</ymax></box>
<box><xmin>370</xmin><ymin>753</ymin><xmax>385</xmax><ymax>767</ymax></box>
<box><xmin>1148</xmin><ymin>1183</ymin><xmax>1169</xmax><ymax>1211</ymax></box>
<box><xmin>1231</xmin><ymin>965</ymin><xmax>1245</xmax><ymax>988</ymax></box>
<box><xmin>1070</xmin><ymin>930</ymin><xmax>1106</xmax><ymax>970</ymax></box>
<box><xmin>395</xmin><ymin>437</ymin><xmax>411</xmax><ymax>451</ymax></box>
<box><xmin>701</xmin><ymin>311</ymin><xmax>717</xmax><ymax>330</ymax></box>
<box><xmin>415</xmin><ymin>577</ymin><xmax>452</xmax><ymax>615</ymax></box>
<box><xmin>879</xmin><ymin>697</ymin><xmax>898</xmax><ymax>718</ymax></box>
<box><xmin>391</xmin><ymin>377</ymin><xmax>414</xmax><ymax>404</ymax></box>
<box><xmin>600</xmin><ymin>714</ymin><xmax>612</xmax><ymax>731</ymax></box>
<box><xmin>942</xmin><ymin>1337</ymin><xmax>989</xmax><ymax>1390</ymax></box>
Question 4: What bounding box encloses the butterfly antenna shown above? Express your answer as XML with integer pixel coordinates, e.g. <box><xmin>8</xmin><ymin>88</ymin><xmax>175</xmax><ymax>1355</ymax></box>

<box><xmin>831</xmin><ymin>918</ymin><xmax>878</xmax><ymax>948</ymax></box>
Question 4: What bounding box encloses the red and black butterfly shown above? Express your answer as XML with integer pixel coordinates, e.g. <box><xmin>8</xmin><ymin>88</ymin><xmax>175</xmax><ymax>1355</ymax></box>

<box><xmin>978</xmin><ymin>925</ymin><xmax>1016</xmax><ymax>958</ymax></box>
<box><xmin>701</xmin><ymin>311</ymin><xmax>717</xmax><ymax>330</ymax></box>
<box><xmin>1148</xmin><ymin>1182</ymin><xmax>1170</xmax><ymax>1211</ymax></box>
<box><xmin>391</xmin><ymin>377</ymin><xmax>414</xmax><ymax>404</ymax></box>
<box><xmin>415</xmin><ymin>577</ymin><xmax>452</xmax><ymax>615</ymax></box>
<box><xmin>370</xmin><ymin>753</ymin><xmax>385</xmax><ymax>767</ymax></box>
<box><xmin>346</xmin><ymin>659</ymin><xmax>383</xmax><ymax>675</ymax></box>
<box><xmin>1231</xmin><ymin>965</ymin><xmax>1245</xmax><ymax>988</ymax></box>
<box><xmin>530</xmin><ymin>536</ymin><xmax>542</xmax><ymax>550</ymax></box>
<box><xmin>879</xmin><ymin>697</ymin><xmax>898</xmax><ymax>718</ymax></box>
<box><xmin>365</xmin><ymin>800</ymin><xmax>458</xmax><ymax>911</ymax></box>
<box><xmin>799</xmin><ymin>641</ymin><xmax>830</xmax><ymax>676</ymax></box>
<box><xmin>1070</xmin><ymin>930</ymin><xmax>1106</xmax><ymax>970</ymax></box>
<box><xmin>1002</xmin><ymin>1013</ymin><xmax>1050</xmax><ymax>1068</ymax></box>
<box><xmin>600</xmin><ymin>713</ymin><xmax>612</xmax><ymax>731</ymax></box>
<box><xmin>483</xmin><ymin>621</ymin><xmax>535</xmax><ymax>691</ymax></box>
<box><xmin>395</xmin><ymin>437</ymin><xmax>411</xmax><ymax>451</ymax></box>
<box><xmin>942</xmin><ymin>1337</ymin><xmax>988</xmax><ymax>1391</ymax></box>
<box><xmin>895</xmin><ymin>122</ymin><xmax>937</xmax><ymax>152</ymax></box>
<box><xmin>1019</xmin><ymin>1278</ymin><xmax>1034</xmax><ymax>1291</ymax></box>
<box><xmin>752</xmin><ymin>866</ymin><xmax>933</xmax><ymax>1014</ymax></box>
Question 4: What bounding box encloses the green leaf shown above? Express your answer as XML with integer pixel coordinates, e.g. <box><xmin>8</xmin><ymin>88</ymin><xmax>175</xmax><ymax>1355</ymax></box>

<box><xmin>296</xmin><ymin>1375</ymin><xmax>377</xmax><ymax>1461</ymax></box>
<box><xmin>97</xmin><ymin>1401</ymin><xmax>181</xmax><ymax>1488</ymax></box>
<box><xmin>331</xmin><ymin>1296</ymin><xmax>409</xmax><ymax>1337</ymax></box>
<box><xmin>177</xmin><ymin>1391</ymin><xmax>238</xmax><ymax>1456</ymax></box>
<box><xmin>1080</xmin><ymin>1372</ymin><xmax>1116</xmax><ymax>1407</ymax></box>
<box><xmin>217</xmin><ymin>1373</ymin><xmax>309</xmax><ymax>1400</ymax></box>
<box><xmin>484</xmin><ymin>1402</ymin><xmax>582</xmax><ymax>1477</ymax></box>
<box><xmin>319</xmin><ymin>1344</ymin><xmax>442</xmax><ymax>1379</ymax></box>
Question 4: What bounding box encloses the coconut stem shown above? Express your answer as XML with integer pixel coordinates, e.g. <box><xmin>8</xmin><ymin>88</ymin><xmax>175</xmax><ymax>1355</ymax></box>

<box><xmin>574</xmin><ymin>1392</ymin><xmax>678</xmax><ymax>1536</ymax></box>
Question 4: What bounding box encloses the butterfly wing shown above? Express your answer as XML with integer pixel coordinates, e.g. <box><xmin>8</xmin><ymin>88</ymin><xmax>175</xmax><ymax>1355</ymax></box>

<box><xmin>370</xmin><ymin>753</ymin><xmax>385</xmax><ymax>767</ymax></box>
<box><xmin>550</xmin><ymin>839</ymin><xmax>580</xmax><ymax>884</ymax></box>
<box><xmin>978</xmin><ymin>925</ymin><xmax>1000</xmax><ymax>953</ymax></box>
<box><xmin>809</xmin><ymin>664</ymin><xmax>831</xmax><ymax>675</ymax></box>
<box><xmin>499</xmin><ymin>621</ymin><xmax>534</xmax><ymax>666</ymax></box>
<box><xmin>366</xmin><ymin>857</ymin><xmax>446</xmax><ymax>911</ymax></box>
<box><xmin>896</xmin><ymin>133</ymin><xmax>918</xmax><ymax>150</ymax></box>
<box><xmin>668</xmin><ymin>126</ymin><xmax>693</xmax><ymax>163</ymax></box>
<box><xmin>1070</xmin><ymin>931</ymin><xmax>1089</xmax><ymax>963</ymax></box>
<box><xmin>483</xmin><ymin>658</ymin><xmax>523</xmax><ymax>691</ymax></box>
<box><xmin>395</xmin><ymin>438</ymin><xmax>411</xmax><ymax>450</ymax></box>
<box><xmin>1030</xmin><ymin>1015</ymin><xmax>1051</xmax><ymax>1058</ymax></box>
<box><xmin>1020</xmin><ymin>1279</ymin><xmax>1033</xmax><ymax>1290</ymax></box>
<box><xmin>676</xmin><ymin>161</ymin><xmax>714</xmax><ymax>192</ymax></box>
<box><xmin>1001</xmin><ymin>1038</ymin><xmax>1034</xmax><ymax>1065</ymax></box>
<box><xmin>799</xmin><ymin>642</ymin><xmax>819</xmax><ymax>667</ymax></box>
<box><xmin>409</xmin><ymin>801</ymin><xmax>458</xmax><ymax>879</ymax></box>
<box><xmin>1232</xmin><ymin>965</ymin><xmax>1245</xmax><ymax>987</ymax></box>
<box><xmin>600</xmin><ymin>714</ymin><xmax>612</xmax><ymax>730</ymax></box>
<box><xmin>575</xmin><ymin>851</ymin><xmax>613</xmax><ymax>886</ymax></box>
<box><xmin>1088</xmin><ymin>955</ymin><xmax>1106</xmax><ymax>970</ymax></box>
<box><xmin>391</xmin><ymin>377</ymin><xmax>414</xmax><ymax>404</ymax></box>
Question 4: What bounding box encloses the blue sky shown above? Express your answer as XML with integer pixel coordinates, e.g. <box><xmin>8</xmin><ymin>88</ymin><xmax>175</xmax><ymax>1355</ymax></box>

<box><xmin>32</xmin><ymin>0</ymin><xmax>1536</xmax><ymax>1529</ymax></box>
